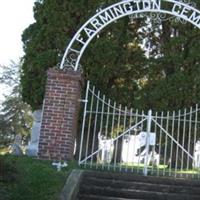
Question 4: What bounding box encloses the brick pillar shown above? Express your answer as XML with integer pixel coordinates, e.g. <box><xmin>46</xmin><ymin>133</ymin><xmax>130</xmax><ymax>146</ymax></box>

<box><xmin>38</xmin><ymin>68</ymin><xmax>82</xmax><ymax>161</ymax></box>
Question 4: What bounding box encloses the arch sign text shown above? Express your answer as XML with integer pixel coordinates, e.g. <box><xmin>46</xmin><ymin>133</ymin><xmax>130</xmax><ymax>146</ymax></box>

<box><xmin>60</xmin><ymin>0</ymin><xmax>200</xmax><ymax>71</ymax></box>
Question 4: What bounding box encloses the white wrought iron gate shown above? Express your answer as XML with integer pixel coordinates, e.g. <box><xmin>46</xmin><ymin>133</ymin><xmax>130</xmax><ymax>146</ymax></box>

<box><xmin>79</xmin><ymin>81</ymin><xmax>200</xmax><ymax>179</ymax></box>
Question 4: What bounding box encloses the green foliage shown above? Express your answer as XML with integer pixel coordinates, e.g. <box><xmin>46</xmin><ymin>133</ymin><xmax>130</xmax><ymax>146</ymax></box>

<box><xmin>134</xmin><ymin>18</ymin><xmax>200</xmax><ymax>111</ymax></box>
<box><xmin>21</xmin><ymin>0</ymin><xmax>147</xmax><ymax>110</ymax></box>
<box><xmin>1</xmin><ymin>86</ymin><xmax>33</xmax><ymax>142</ymax></box>
<box><xmin>21</xmin><ymin>0</ymin><xmax>93</xmax><ymax>110</ymax></box>
<box><xmin>82</xmin><ymin>17</ymin><xmax>147</xmax><ymax>108</ymax></box>
<box><xmin>21</xmin><ymin>0</ymin><xmax>200</xmax><ymax>112</ymax></box>
<box><xmin>0</xmin><ymin>115</ymin><xmax>11</xmax><ymax>146</ymax></box>
<box><xmin>0</xmin><ymin>155</ymin><xmax>77</xmax><ymax>200</ymax></box>
<box><xmin>0</xmin><ymin>62</ymin><xmax>33</xmax><ymax>146</ymax></box>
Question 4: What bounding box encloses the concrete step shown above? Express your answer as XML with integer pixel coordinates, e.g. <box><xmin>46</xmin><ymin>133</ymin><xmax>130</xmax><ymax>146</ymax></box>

<box><xmin>81</xmin><ymin>176</ymin><xmax>200</xmax><ymax>195</ymax></box>
<box><xmin>78</xmin><ymin>194</ymin><xmax>143</xmax><ymax>200</ymax></box>
<box><xmin>79</xmin><ymin>185</ymin><xmax>200</xmax><ymax>200</ymax></box>
<box><xmin>77</xmin><ymin>170</ymin><xmax>200</xmax><ymax>200</ymax></box>
<box><xmin>82</xmin><ymin>170</ymin><xmax>200</xmax><ymax>187</ymax></box>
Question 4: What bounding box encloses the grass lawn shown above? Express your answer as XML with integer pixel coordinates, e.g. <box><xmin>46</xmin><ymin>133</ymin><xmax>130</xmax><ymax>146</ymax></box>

<box><xmin>0</xmin><ymin>154</ymin><xmax>77</xmax><ymax>200</ymax></box>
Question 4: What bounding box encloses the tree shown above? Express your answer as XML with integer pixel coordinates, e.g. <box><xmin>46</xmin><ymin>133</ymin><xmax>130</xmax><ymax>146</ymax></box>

<box><xmin>133</xmin><ymin>1</ymin><xmax>200</xmax><ymax>112</ymax></box>
<box><xmin>21</xmin><ymin>0</ymin><xmax>91</xmax><ymax>110</ymax></box>
<box><xmin>21</xmin><ymin>0</ymin><xmax>200</xmax><ymax>113</ymax></box>
<box><xmin>0</xmin><ymin>114</ymin><xmax>10</xmax><ymax>146</ymax></box>
<box><xmin>0</xmin><ymin>62</ymin><xmax>33</xmax><ymax>146</ymax></box>
<box><xmin>21</xmin><ymin>0</ymin><xmax>147</xmax><ymax>110</ymax></box>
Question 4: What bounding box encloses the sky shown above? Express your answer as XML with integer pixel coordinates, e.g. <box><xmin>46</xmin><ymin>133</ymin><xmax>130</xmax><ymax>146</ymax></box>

<box><xmin>0</xmin><ymin>0</ymin><xmax>35</xmax><ymax>103</ymax></box>
<box><xmin>0</xmin><ymin>0</ymin><xmax>35</xmax><ymax>65</ymax></box>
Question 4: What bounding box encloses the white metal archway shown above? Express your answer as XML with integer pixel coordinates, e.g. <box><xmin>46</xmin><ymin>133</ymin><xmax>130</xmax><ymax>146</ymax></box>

<box><xmin>60</xmin><ymin>0</ymin><xmax>200</xmax><ymax>71</ymax></box>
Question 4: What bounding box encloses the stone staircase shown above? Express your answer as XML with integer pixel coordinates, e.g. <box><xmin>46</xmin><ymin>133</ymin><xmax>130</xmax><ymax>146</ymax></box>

<box><xmin>77</xmin><ymin>171</ymin><xmax>200</xmax><ymax>200</ymax></box>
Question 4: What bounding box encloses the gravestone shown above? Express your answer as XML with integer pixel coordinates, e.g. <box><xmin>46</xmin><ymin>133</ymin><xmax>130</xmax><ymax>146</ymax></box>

<box><xmin>121</xmin><ymin>132</ymin><xmax>159</xmax><ymax>165</ymax></box>
<box><xmin>27</xmin><ymin>110</ymin><xmax>42</xmax><ymax>156</ymax></box>
<box><xmin>194</xmin><ymin>140</ymin><xmax>200</xmax><ymax>168</ymax></box>
<box><xmin>97</xmin><ymin>133</ymin><xmax>114</xmax><ymax>164</ymax></box>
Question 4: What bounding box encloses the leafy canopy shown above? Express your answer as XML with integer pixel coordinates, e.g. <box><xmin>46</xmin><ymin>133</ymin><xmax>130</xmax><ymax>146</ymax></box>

<box><xmin>21</xmin><ymin>0</ymin><xmax>200</xmax><ymax>112</ymax></box>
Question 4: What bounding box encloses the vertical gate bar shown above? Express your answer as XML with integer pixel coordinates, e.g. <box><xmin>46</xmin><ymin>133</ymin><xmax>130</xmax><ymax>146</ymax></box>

<box><xmin>114</xmin><ymin>104</ymin><xmax>122</xmax><ymax>171</ymax></box>
<box><xmin>175</xmin><ymin>109</ymin><xmax>181</xmax><ymax>178</ymax></box>
<box><xmin>84</xmin><ymin>86</ymin><xmax>95</xmax><ymax>167</ymax></box>
<box><xmin>102</xmin><ymin>98</ymin><xmax>111</xmax><ymax>170</ymax></box>
<box><xmin>137</xmin><ymin>110</ymin><xmax>144</xmax><ymax>173</ymax></box>
<box><xmin>143</xmin><ymin>110</ymin><xmax>152</xmax><ymax>176</ymax></box>
<box><xmin>102</xmin><ymin>99</ymin><xmax>110</xmax><ymax>170</ymax></box>
<box><xmin>196</xmin><ymin>105</ymin><xmax>200</xmax><ymax>179</ymax></box>
<box><xmin>105</xmin><ymin>99</ymin><xmax>111</xmax><ymax>139</ymax></box>
<box><xmin>101</xmin><ymin>96</ymin><xmax>108</xmax><ymax>171</ymax></box>
<box><xmin>141</xmin><ymin>110</ymin><xmax>145</xmax><ymax>130</ymax></box>
<box><xmin>181</xmin><ymin>108</ymin><xmax>187</xmax><ymax>173</ymax></box>
<box><xmin>100</xmin><ymin>95</ymin><xmax>106</xmax><ymax>135</ymax></box>
<box><xmin>163</xmin><ymin>111</ymin><xmax>169</xmax><ymax>176</ymax></box>
<box><xmin>187</xmin><ymin>107</ymin><xmax>193</xmax><ymax>172</ymax></box>
<box><xmin>157</xmin><ymin>111</ymin><xmax>163</xmax><ymax>176</ymax></box>
<box><xmin>169</xmin><ymin>111</ymin><xmax>175</xmax><ymax>176</ymax></box>
<box><xmin>193</xmin><ymin>104</ymin><xmax>198</xmax><ymax>178</ymax></box>
<box><xmin>132</xmin><ymin>109</ymin><xmax>138</xmax><ymax>173</ymax></box>
<box><xmin>97</xmin><ymin>94</ymin><xmax>105</xmax><ymax>169</ymax></box>
<box><xmin>120</xmin><ymin>106</ymin><xmax>127</xmax><ymax>172</ymax></box>
<box><xmin>79</xmin><ymin>81</ymin><xmax>90</xmax><ymax>165</ymax></box>
<box><xmin>108</xmin><ymin>101</ymin><xmax>116</xmax><ymax>171</ymax></box>
<box><xmin>151</xmin><ymin>111</ymin><xmax>157</xmax><ymax>175</ymax></box>
<box><xmin>126</xmin><ymin>108</ymin><xmax>133</xmax><ymax>172</ymax></box>
<box><xmin>90</xmin><ymin>90</ymin><xmax>100</xmax><ymax>168</ymax></box>
<box><xmin>111</xmin><ymin>102</ymin><xmax>117</xmax><ymax>136</ymax></box>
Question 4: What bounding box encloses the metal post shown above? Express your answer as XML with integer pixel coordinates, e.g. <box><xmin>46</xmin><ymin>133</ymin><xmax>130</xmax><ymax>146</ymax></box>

<box><xmin>85</xmin><ymin>86</ymin><xmax>95</xmax><ymax>167</ymax></box>
<box><xmin>78</xmin><ymin>81</ymin><xmax>90</xmax><ymax>165</ymax></box>
<box><xmin>91</xmin><ymin>91</ymin><xmax>100</xmax><ymax>167</ymax></box>
<box><xmin>143</xmin><ymin>110</ymin><xmax>152</xmax><ymax>176</ymax></box>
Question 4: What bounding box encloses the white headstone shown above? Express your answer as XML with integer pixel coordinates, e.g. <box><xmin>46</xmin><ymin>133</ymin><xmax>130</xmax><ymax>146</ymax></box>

<box><xmin>121</xmin><ymin>132</ymin><xmax>158</xmax><ymax>165</ymax></box>
<box><xmin>193</xmin><ymin>140</ymin><xmax>200</xmax><ymax>168</ymax></box>
<box><xmin>27</xmin><ymin>110</ymin><xmax>42</xmax><ymax>156</ymax></box>
<box><xmin>138</xmin><ymin>132</ymin><xmax>156</xmax><ymax>146</ymax></box>
<box><xmin>97</xmin><ymin>133</ymin><xmax>114</xmax><ymax>164</ymax></box>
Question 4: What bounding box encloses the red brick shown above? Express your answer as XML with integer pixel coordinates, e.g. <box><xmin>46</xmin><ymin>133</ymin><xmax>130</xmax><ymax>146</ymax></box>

<box><xmin>38</xmin><ymin>68</ymin><xmax>82</xmax><ymax>161</ymax></box>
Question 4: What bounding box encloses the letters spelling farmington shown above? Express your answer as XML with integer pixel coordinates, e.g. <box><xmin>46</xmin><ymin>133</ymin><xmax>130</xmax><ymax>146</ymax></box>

<box><xmin>65</xmin><ymin>0</ymin><xmax>200</xmax><ymax>70</ymax></box>
<box><xmin>75</xmin><ymin>0</ymin><xmax>200</xmax><ymax>47</ymax></box>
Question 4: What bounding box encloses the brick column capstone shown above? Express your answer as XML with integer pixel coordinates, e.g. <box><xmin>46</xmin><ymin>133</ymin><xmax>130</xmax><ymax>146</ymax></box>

<box><xmin>38</xmin><ymin>68</ymin><xmax>82</xmax><ymax>161</ymax></box>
